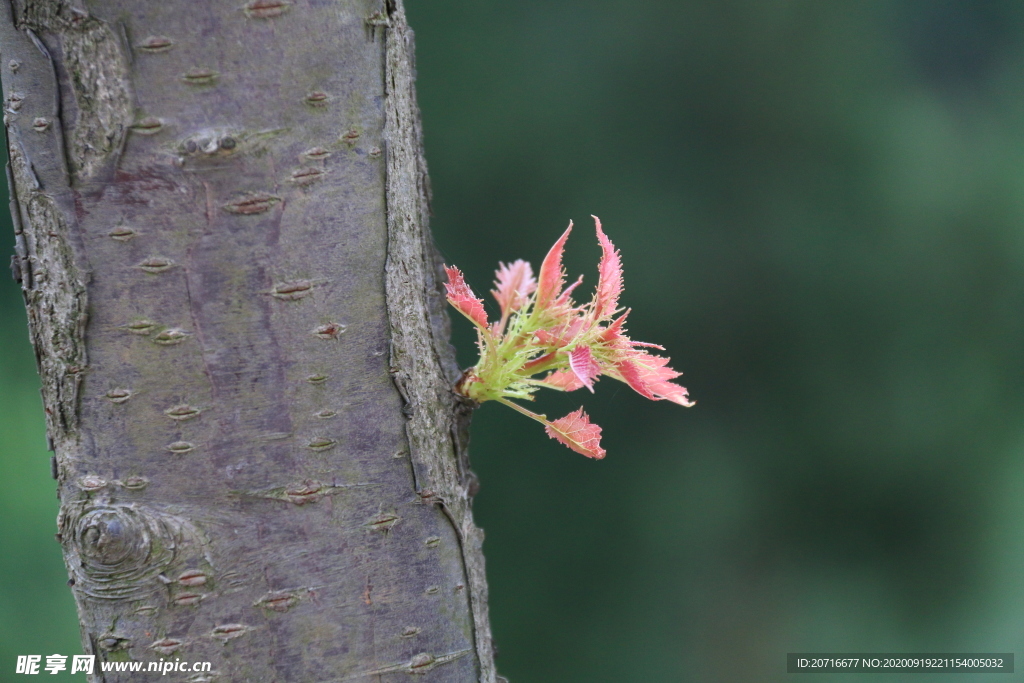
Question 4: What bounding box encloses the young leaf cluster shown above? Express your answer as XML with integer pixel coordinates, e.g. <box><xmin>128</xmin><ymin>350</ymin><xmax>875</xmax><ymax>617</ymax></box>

<box><xmin>444</xmin><ymin>216</ymin><xmax>694</xmax><ymax>459</ymax></box>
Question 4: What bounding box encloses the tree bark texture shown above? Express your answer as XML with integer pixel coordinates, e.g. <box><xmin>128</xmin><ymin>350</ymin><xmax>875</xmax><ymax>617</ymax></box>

<box><xmin>1</xmin><ymin>0</ymin><xmax>496</xmax><ymax>680</ymax></box>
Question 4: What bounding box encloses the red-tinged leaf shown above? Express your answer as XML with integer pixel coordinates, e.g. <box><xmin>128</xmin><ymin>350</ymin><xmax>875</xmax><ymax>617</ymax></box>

<box><xmin>534</xmin><ymin>329</ymin><xmax>558</xmax><ymax>346</ymax></box>
<box><xmin>554</xmin><ymin>275</ymin><xmax>584</xmax><ymax>307</ymax></box>
<box><xmin>540</xmin><ymin>369</ymin><xmax>585</xmax><ymax>391</ymax></box>
<box><xmin>544</xmin><ymin>408</ymin><xmax>606</xmax><ymax>459</ymax></box>
<box><xmin>592</xmin><ymin>216</ymin><xmax>623</xmax><ymax>319</ymax></box>
<box><xmin>599</xmin><ymin>310</ymin><xmax>630</xmax><ymax>343</ymax></box>
<box><xmin>569</xmin><ymin>345</ymin><xmax>601</xmax><ymax>392</ymax></box>
<box><xmin>598</xmin><ymin>312</ymin><xmax>665</xmax><ymax>349</ymax></box>
<box><xmin>491</xmin><ymin>259</ymin><xmax>536</xmax><ymax>315</ymax></box>
<box><xmin>614</xmin><ymin>351</ymin><xmax>695</xmax><ymax>406</ymax></box>
<box><xmin>444</xmin><ymin>266</ymin><xmax>489</xmax><ymax>328</ymax></box>
<box><xmin>536</xmin><ymin>221</ymin><xmax>573</xmax><ymax>308</ymax></box>
<box><xmin>534</xmin><ymin>317</ymin><xmax>586</xmax><ymax>349</ymax></box>
<box><xmin>522</xmin><ymin>351</ymin><xmax>556</xmax><ymax>373</ymax></box>
<box><xmin>630</xmin><ymin>340</ymin><xmax>666</xmax><ymax>349</ymax></box>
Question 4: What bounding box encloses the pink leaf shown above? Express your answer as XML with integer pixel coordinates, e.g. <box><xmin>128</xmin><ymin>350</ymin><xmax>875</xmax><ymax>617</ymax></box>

<box><xmin>491</xmin><ymin>259</ymin><xmax>536</xmax><ymax>315</ymax></box>
<box><xmin>614</xmin><ymin>350</ymin><xmax>694</xmax><ymax>406</ymax></box>
<box><xmin>592</xmin><ymin>216</ymin><xmax>623</xmax><ymax>319</ymax></box>
<box><xmin>534</xmin><ymin>329</ymin><xmax>559</xmax><ymax>346</ymax></box>
<box><xmin>630</xmin><ymin>340</ymin><xmax>666</xmax><ymax>349</ymax></box>
<box><xmin>536</xmin><ymin>221</ymin><xmax>573</xmax><ymax>308</ymax></box>
<box><xmin>540</xmin><ymin>369</ymin><xmax>585</xmax><ymax>391</ymax></box>
<box><xmin>599</xmin><ymin>310</ymin><xmax>630</xmax><ymax>343</ymax></box>
<box><xmin>522</xmin><ymin>351</ymin><xmax>557</xmax><ymax>373</ymax></box>
<box><xmin>599</xmin><ymin>312</ymin><xmax>663</xmax><ymax>348</ymax></box>
<box><xmin>554</xmin><ymin>275</ymin><xmax>584</xmax><ymax>308</ymax></box>
<box><xmin>544</xmin><ymin>408</ymin><xmax>606</xmax><ymax>459</ymax></box>
<box><xmin>569</xmin><ymin>345</ymin><xmax>601</xmax><ymax>393</ymax></box>
<box><xmin>534</xmin><ymin>317</ymin><xmax>586</xmax><ymax>349</ymax></box>
<box><xmin>444</xmin><ymin>266</ymin><xmax>489</xmax><ymax>328</ymax></box>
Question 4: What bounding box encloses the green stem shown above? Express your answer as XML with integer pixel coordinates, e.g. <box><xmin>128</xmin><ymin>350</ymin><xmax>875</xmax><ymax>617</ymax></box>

<box><xmin>496</xmin><ymin>397</ymin><xmax>550</xmax><ymax>426</ymax></box>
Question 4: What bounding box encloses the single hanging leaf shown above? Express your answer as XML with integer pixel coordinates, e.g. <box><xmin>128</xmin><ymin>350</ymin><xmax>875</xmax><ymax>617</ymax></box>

<box><xmin>544</xmin><ymin>408</ymin><xmax>606</xmax><ymax>459</ymax></box>
<box><xmin>592</xmin><ymin>216</ymin><xmax>623</xmax><ymax>320</ymax></box>
<box><xmin>491</xmin><ymin>259</ymin><xmax>536</xmax><ymax>315</ymax></box>
<box><xmin>568</xmin><ymin>345</ymin><xmax>601</xmax><ymax>392</ymax></box>
<box><xmin>536</xmin><ymin>221</ymin><xmax>573</xmax><ymax>308</ymax></box>
<box><xmin>443</xmin><ymin>266</ymin><xmax>489</xmax><ymax>328</ymax></box>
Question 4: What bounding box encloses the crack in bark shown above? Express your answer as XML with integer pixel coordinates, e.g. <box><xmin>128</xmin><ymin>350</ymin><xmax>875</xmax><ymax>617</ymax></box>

<box><xmin>6</xmin><ymin>127</ymin><xmax>86</xmax><ymax>442</ymax></box>
<box><xmin>337</xmin><ymin>648</ymin><xmax>473</xmax><ymax>679</ymax></box>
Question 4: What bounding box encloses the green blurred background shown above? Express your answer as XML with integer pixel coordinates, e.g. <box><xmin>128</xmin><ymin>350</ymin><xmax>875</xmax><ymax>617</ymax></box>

<box><xmin>5</xmin><ymin>0</ymin><xmax>1024</xmax><ymax>680</ymax></box>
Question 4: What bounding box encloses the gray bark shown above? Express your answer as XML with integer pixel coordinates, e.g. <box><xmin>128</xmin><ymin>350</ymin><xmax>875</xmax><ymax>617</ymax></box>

<box><xmin>0</xmin><ymin>0</ymin><xmax>497</xmax><ymax>680</ymax></box>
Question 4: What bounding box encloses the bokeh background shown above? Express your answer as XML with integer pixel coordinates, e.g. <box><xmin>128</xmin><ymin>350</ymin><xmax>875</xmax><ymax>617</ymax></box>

<box><xmin>4</xmin><ymin>0</ymin><xmax>1024</xmax><ymax>680</ymax></box>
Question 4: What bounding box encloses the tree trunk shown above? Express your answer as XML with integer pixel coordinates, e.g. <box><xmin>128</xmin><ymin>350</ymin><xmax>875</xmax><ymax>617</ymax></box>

<box><xmin>1</xmin><ymin>0</ymin><xmax>496</xmax><ymax>680</ymax></box>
